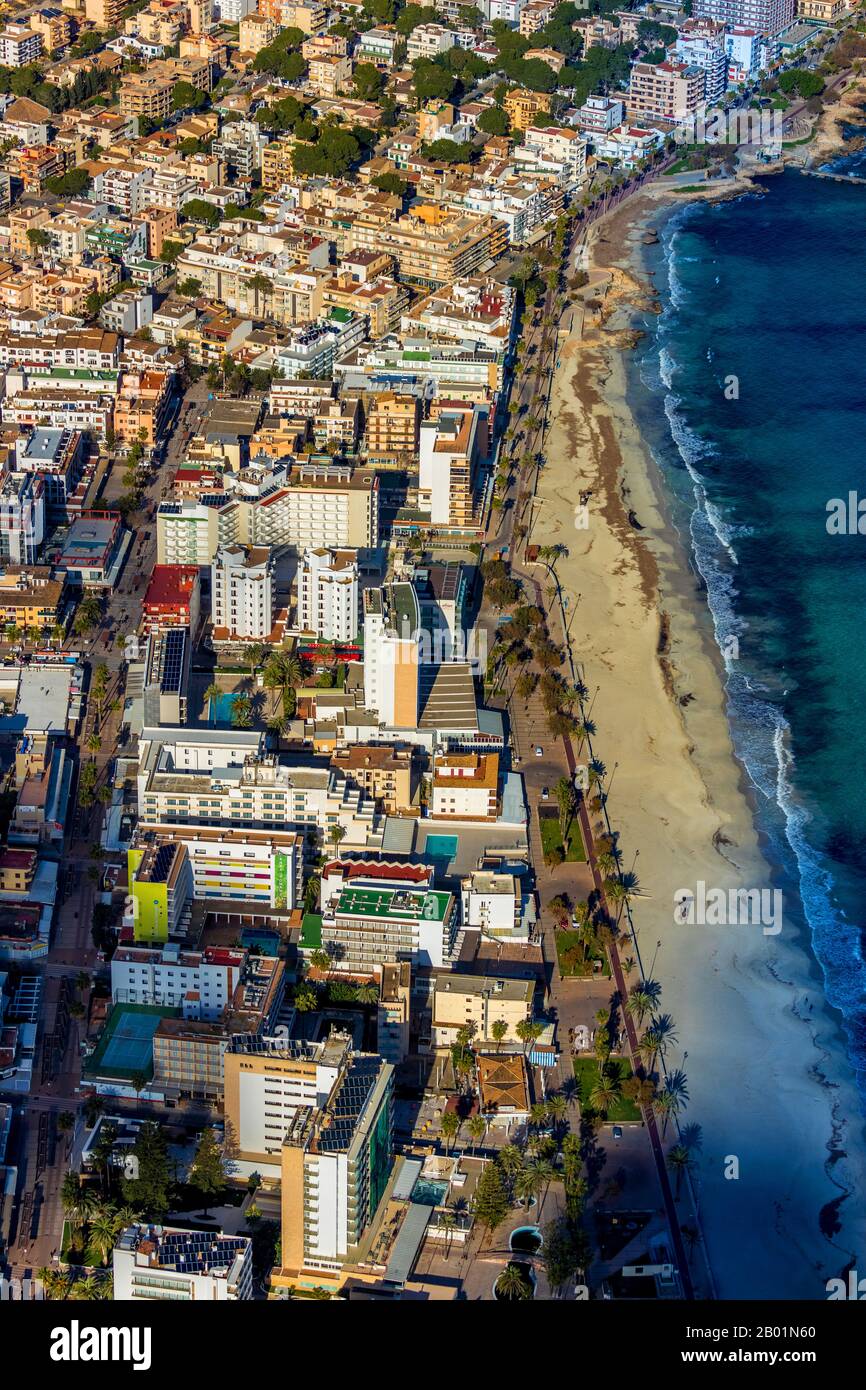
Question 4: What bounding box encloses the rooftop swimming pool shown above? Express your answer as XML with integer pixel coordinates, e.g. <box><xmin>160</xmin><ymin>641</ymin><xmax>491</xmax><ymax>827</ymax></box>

<box><xmin>425</xmin><ymin>834</ymin><xmax>459</xmax><ymax>862</ymax></box>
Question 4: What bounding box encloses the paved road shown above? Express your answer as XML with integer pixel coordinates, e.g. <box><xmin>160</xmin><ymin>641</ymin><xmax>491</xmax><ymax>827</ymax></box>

<box><xmin>3</xmin><ymin>374</ymin><xmax>214</xmax><ymax>1277</ymax></box>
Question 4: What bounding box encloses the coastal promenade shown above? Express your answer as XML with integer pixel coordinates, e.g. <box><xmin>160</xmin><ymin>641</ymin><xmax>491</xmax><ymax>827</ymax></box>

<box><xmin>482</xmin><ymin>181</ymin><xmax>728</xmax><ymax>1297</ymax></box>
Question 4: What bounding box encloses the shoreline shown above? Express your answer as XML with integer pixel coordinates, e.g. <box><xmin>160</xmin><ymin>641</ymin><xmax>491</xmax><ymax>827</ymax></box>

<box><xmin>534</xmin><ymin>168</ymin><xmax>866</xmax><ymax>1297</ymax></box>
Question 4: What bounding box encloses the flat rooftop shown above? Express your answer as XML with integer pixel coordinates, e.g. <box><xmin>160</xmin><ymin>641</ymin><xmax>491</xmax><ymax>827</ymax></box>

<box><xmin>336</xmin><ymin>885</ymin><xmax>450</xmax><ymax>923</ymax></box>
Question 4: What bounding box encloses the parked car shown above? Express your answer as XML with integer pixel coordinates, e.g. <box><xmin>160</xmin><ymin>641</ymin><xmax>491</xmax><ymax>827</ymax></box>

<box><xmin>534</xmin><ymin>746</ymin><xmax>543</xmax><ymax>757</ymax></box>
<box><xmin>541</xmin><ymin>787</ymin><xmax>549</xmax><ymax>799</ymax></box>
<box><xmin>612</xmin><ymin>1126</ymin><xmax>623</xmax><ymax>1140</ymax></box>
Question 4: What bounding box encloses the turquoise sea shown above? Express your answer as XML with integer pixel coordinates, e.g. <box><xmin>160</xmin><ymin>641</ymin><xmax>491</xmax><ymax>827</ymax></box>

<box><xmin>628</xmin><ymin>150</ymin><xmax>866</xmax><ymax>1105</ymax></box>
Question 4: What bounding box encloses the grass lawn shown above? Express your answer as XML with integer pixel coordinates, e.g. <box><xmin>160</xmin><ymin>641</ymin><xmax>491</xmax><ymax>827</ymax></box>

<box><xmin>555</xmin><ymin>929</ymin><xmax>610</xmax><ymax>979</ymax></box>
<box><xmin>538</xmin><ymin>810</ymin><xmax>586</xmax><ymax>862</ymax></box>
<box><xmin>573</xmin><ymin>1056</ymin><xmax>642</xmax><ymax>1123</ymax></box>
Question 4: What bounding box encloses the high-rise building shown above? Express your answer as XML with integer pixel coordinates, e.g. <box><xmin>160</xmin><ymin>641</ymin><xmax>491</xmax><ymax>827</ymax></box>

<box><xmin>278</xmin><ymin>1053</ymin><xmax>394</xmax><ymax>1286</ymax></box>
<box><xmin>224</xmin><ymin>1031</ymin><xmax>355</xmax><ymax>1178</ymax></box>
<box><xmin>675</xmin><ymin>19</ymin><xmax>729</xmax><ymax>105</ymax></box>
<box><xmin>297</xmin><ymin>547</ymin><xmax>359</xmax><ymax>642</ymax></box>
<box><xmin>363</xmin><ymin>583</ymin><xmax>421</xmax><ymax>728</ymax></box>
<box><xmin>211</xmin><ymin>543</ymin><xmax>275</xmax><ymax>642</ymax></box>
<box><xmin>692</xmin><ymin>0</ymin><xmax>794</xmax><ymax>35</ymax></box>
<box><xmin>320</xmin><ymin>860</ymin><xmax>458</xmax><ymax>971</ymax></box>
<box><xmin>628</xmin><ymin>60</ymin><xmax>707</xmax><ymax>122</ymax></box>
<box><xmin>418</xmin><ymin>403</ymin><xmax>486</xmax><ymax>529</ymax></box>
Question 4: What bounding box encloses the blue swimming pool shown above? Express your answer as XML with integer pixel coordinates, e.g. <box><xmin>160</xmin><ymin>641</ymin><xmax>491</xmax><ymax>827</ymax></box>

<box><xmin>425</xmin><ymin>834</ymin><xmax>458</xmax><ymax>862</ymax></box>
<box><xmin>210</xmin><ymin>692</ymin><xmax>239</xmax><ymax>723</ymax></box>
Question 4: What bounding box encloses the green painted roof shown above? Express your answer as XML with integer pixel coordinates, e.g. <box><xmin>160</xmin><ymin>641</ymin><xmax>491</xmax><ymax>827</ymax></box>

<box><xmin>337</xmin><ymin>886</ymin><xmax>450</xmax><ymax>923</ymax></box>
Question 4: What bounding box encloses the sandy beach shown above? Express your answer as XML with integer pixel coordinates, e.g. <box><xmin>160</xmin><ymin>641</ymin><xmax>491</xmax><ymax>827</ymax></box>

<box><xmin>531</xmin><ymin>180</ymin><xmax>866</xmax><ymax>1299</ymax></box>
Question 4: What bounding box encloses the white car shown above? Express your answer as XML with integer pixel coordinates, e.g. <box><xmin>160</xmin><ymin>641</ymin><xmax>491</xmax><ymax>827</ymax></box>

<box><xmin>534</xmin><ymin>746</ymin><xmax>543</xmax><ymax>757</ymax></box>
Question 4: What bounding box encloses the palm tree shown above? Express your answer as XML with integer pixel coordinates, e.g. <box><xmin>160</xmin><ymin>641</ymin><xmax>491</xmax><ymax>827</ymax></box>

<box><xmin>61</xmin><ymin>1174</ymin><xmax>99</xmax><ymax>1232</ymax></box>
<box><xmin>588</xmin><ymin>1075</ymin><xmax>621</xmax><ymax>1117</ymax></box>
<box><xmin>667</xmin><ymin>1143</ymin><xmax>693</xmax><ymax>1200</ymax></box>
<box><xmin>231</xmin><ymin>692</ymin><xmax>253</xmax><ymax>728</ymax></box>
<box><xmin>514</xmin><ymin>1161</ymin><xmax>544</xmax><ymax>1210</ymax></box>
<box><xmin>86</xmin><ymin>733</ymin><xmax>101</xmax><ymax>754</ymax></box>
<box><xmin>356</xmin><ymin>982</ymin><xmax>379</xmax><ymax>1005</ymax></box>
<box><xmin>606</xmin><ymin>871</ymin><xmax>640</xmax><ymax>927</ymax></box>
<box><xmin>545</xmin><ymin>1094</ymin><xmax>567</xmax><ymax>1131</ymax></box>
<box><xmin>440</xmin><ymin>1109</ymin><xmax>460</xmax><ymax>1154</ymax></box>
<box><xmin>498</xmin><ymin>1143</ymin><xmax>524</xmax><ymax>1195</ymax></box>
<box><xmin>327</xmin><ymin>824</ymin><xmax>346</xmax><ymax>860</ymax></box>
<box><xmin>626</xmin><ymin>986</ymin><xmax>653</xmax><ymax>1028</ymax></box>
<box><xmin>496</xmin><ymin>1262</ymin><xmax>532</xmax><ymax>1300</ymax></box>
<box><xmin>263</xmin><ymin>650</ymin><xmax>303</xmax><ymax>717</ymax></box>
<box><xmin>310</xmin><ymin>948</ymin><xmax>331</xmax><ymax>976</ymax></box>
<box><xmin>638</xmin><ymin>1026</ymin><xmax>662</xmax><ymax>1072</ymax></box>
<box><xmin>655</xmin><ymin>1070</ymin><xmax>690</xmax><ymax>1136</ymax></box>
<box><xmin>89</xmin><ymin>1210</ymin><xmax>119</xmax><ymax>1266</ymax></box>
<box><xmin>438</xmin><ymin>1206</ymin><xmax>457</xmax><ymax>1260</ymax></box>
<box><xmin>491</xmin><ymin>1018</ymin><xmax>508</xmax><ymax>1051</ymax></box>
<box><xmin>466</xmin><ymin>1114</ymin><xmax>486</xmax><ymax>1153</ymax></box>
<box><xmin>245</xmin><ymin>642</ymin><xmax>268</xmax><ymax>677</ymax></box>
<box><xmin>204</xmin><ymin>682</ymin><xmax>222</xmax><ymax>722</ymax></box>
<box><xmin>648</xmin><ymin>1012</ymin><xmax>678</xmax><ymax>1058</ymax></box>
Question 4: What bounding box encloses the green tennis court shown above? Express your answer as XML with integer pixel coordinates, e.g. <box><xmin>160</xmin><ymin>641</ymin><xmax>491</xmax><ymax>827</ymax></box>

<box><xmin>102</xmin><ymin>1010</ymin><xmax>163</xmax><ymax>1072</ymax></box>
<box><xmin>83</xmin><ymin>1003</ymin><xmax>178</xmax><ymax>1082</ymax></box>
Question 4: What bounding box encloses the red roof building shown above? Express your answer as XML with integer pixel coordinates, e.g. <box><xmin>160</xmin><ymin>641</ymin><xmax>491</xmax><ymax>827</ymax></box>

<box><xmin>141</xmin><ymin>565</ymin><xmax>201</xmax><ymax>636</ymax></box>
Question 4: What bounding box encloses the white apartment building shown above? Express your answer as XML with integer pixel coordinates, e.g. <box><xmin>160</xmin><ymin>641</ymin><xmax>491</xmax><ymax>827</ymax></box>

<box><xmin>225</xmin><ymin>1032</ymin><xmax>352</xmax><ymax>1177</ymax></box>
<box><xmin>356</xmin><ymin>26</ymin><xmax>400</xmax><ymax>64</ymax></box>
<box><xmin>141</xmin><ymin>168</ymin><xmax>200</xmax><ymax>213</ymax></box>
<box><xmin>675</xmin><ymin>19</ymin><xmax>729</xmax><ymax>105</ymax></box>
<box><xmin>297</xmin><ymin>546</ymin><xmax>359</xmax><ymax>642</ymax></box>
<box><xmin>431</xmin><ymin>751</ymin><xmax>499</xmax><ymax>820</ymax></box>
<box><xmin>214</xmin><ymin>0</ymin><xmax>255</xmax><ymax>17</ymax></box>
<box><xmin>111</xmin><ymin>942</ymin><xmax>246</xmax><ymax>1020</ymax></box>
<box><xmin>102</xmin><ymin>165</ymin><xmax>153</xmax><ymax>218</ymax></box>
<box><xmin>211</xmin><ymin>542</ymin><xmax>275</xmax><ymax>640</ymax></box>
<box><xmin>574</xmin><ymin>94</ymin><xmax>626</xmax><ymax>134</ymax></box>
<box><xmin>0</xmin><ymin>472</ymin><xmax>45</xmax><ymax>565</ymax></box>
<box><xmin>518</xmin><ymin>125</ymin><xmax>588</xmax><ymax>188</ymax></box>
<box><xmin>693</xmin><ymin>0</ymin><xmax>794</xmax><ymax>33</ymax></box>
<box><xmin>137</xmin><ymin>729</ymin><xmax>384</xmax><ymax>849</ymax></box>
<box><xmin>158</xmin><ymin>467</ymin><xmax>379</xmax><ymax>567</ymax></box>
<box><xmin>594</xmin><ymin>124</ymin><xmax>665</xmax><ymax>169</ymax></box>
<box><xmin>461</xmin><ymin>870</ymin><xmax>521</xmax><ymax>936</ymax></box>
<box><xmin>406</xmin><ymin>23</ymin><xmax>457</xmax><ymax>59</ymax></box>
<box><xmin>113</xmin><ymin>1224</ymin><xmax>253</xmax><ymax>1301</ymax></box>
<box><xmin>212</xmin><ymin>119</ymin><xmax>270</xmax><ymax>178</ymax></box>
<box><xmin>462</xmin><ymin>174</ymin><xmax>564</xmax><ymax>247</ymax></box>
<box><xmin>725</xmin><ymin>25</ymin><xmax>763</xmax><ymax>81</ymax></box>
<box><xmin>320</xmin><ymin>860</ymin><xmax>458</xmax><ymax>971</ymax></box>
<box><xmin>134</xmin><ymin>825</ymin><xmax>302</xmax><ymax>910</ymax></box>
<box><xmin>0</xmin><ymin>25</ymin><xmax>43</xmax><ymax>67</ymax></box>
<box><xmin>281</xmin><ymin>1054</ymin><xmax>394</xmax><ymax>1271</ymax></box>
<box><xmin>363</xmin><ymin>583</ymin><xmax>421</xmax><ymax>728</ymax></box>
<box><xmin>157</xmin><ymin>497</ymin><xmax>229</xmax><ymax>566</ymax></box>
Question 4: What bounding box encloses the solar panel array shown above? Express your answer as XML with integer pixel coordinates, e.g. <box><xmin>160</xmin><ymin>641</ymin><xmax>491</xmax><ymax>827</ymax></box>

<box><xmin>318</xmin><ymin>1055</ymin><xmax>381</xmax><ymax>1153</ymax></box>
<box><xmin>152</xmin><ymin>1230</ymin><xmax>248</xmax><ymax>1275</ymax></box>
<box><xmin>159</xmin><ymin>628</ymin><xmax>187</xmax><ymax>694</ymax></box>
